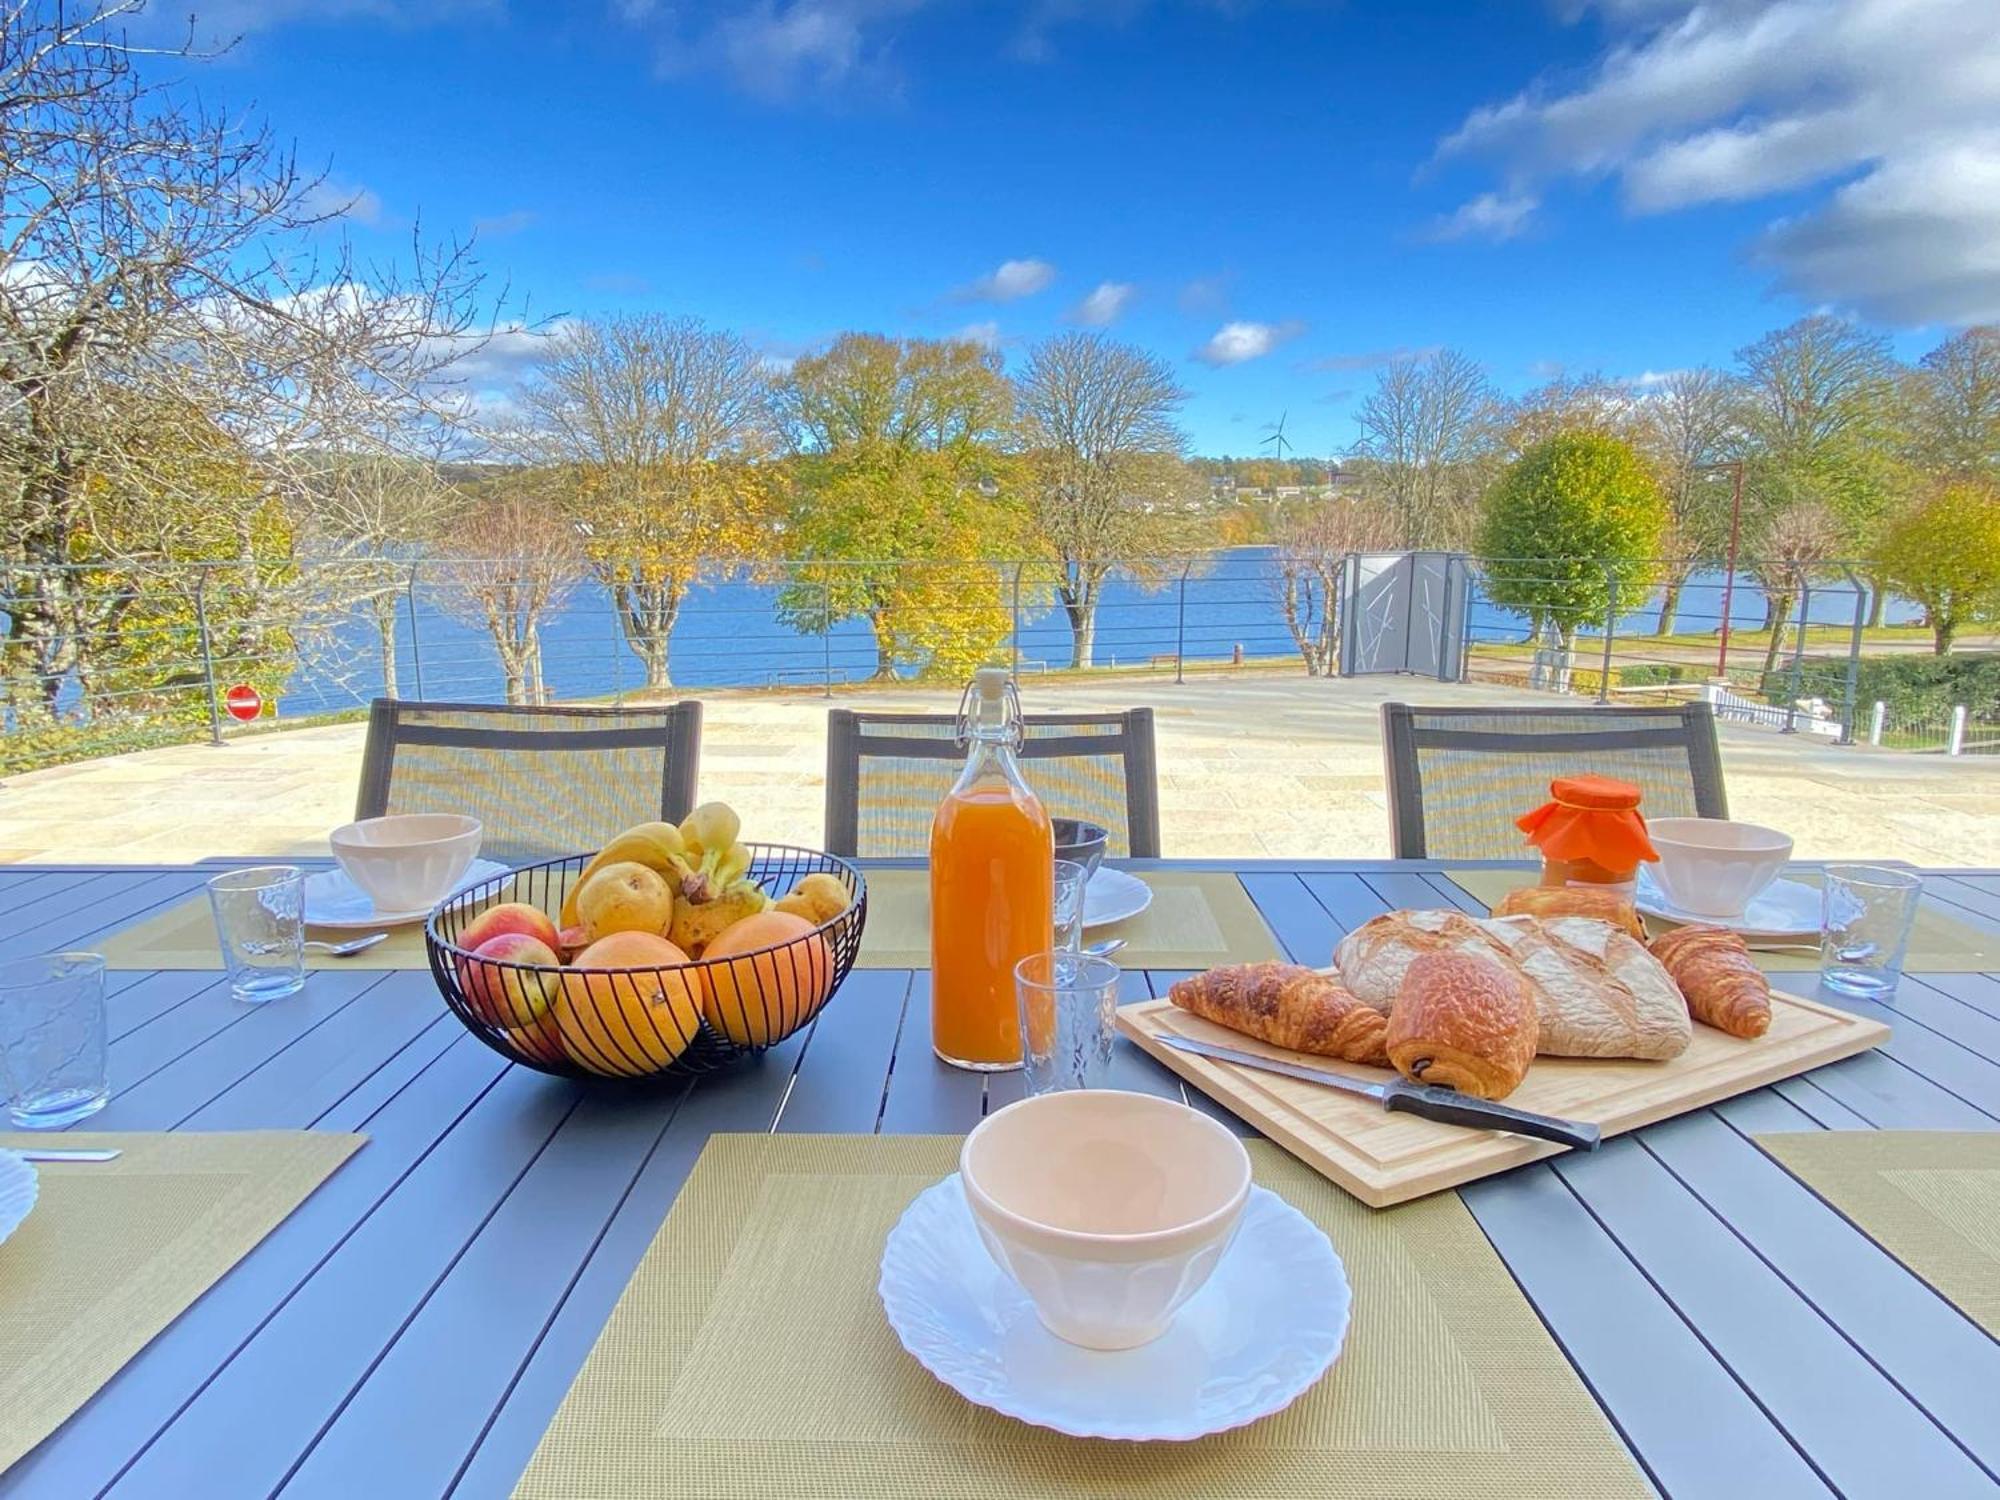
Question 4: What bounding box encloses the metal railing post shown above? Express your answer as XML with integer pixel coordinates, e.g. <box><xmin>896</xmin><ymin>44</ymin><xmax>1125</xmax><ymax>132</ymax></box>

<box><xmin>1175</xmin><ymin>562</ymin><xmax>1190</xmax><ymax>684</ymax></box>
<box><xmin>821</xmin><ymin>575</ymin><xmax>833</xmax><ymax>697</ymax></box>
<box><xmin>607</xmin><ymin>580</ymin><xmax>625</xmax><ymax>705</ymax></box>
<box><xmin>1010</xmin><ymin>563</ymin><xmax>1024</xmax><ymax>678</ymax></box>
<box><xmin>404</xmin><ymin>562</ymin><xmax>425</xmax><ymax>699</ymax></box>
<box><xmin>1869</xmin><ymin>700</ymin><xmax>1886</xmax><ymax>746</ymax></box>
<box><xmin>1837</xmin><ymin>565</ymin><xmax>1866</xmax><ymax>744</ymax></box>
<box><xmin>194</xmin><ymin>565</ymin><xmax>224</xmax><ymax>746</ymax></box>
<box><xmin>1783</xmin><ymin>570</ymin><xmax>1809</xmax><ymax>733</ymax></box>
<box><xmin>1596</xmin><ymin>569</ymin><xmax>1616</xmax><ymax>704</ymax></box>
<box><xmin>1949</xmin><ymin>705</ymin><xmax>1967</xmax><ymax>757</ymax></box>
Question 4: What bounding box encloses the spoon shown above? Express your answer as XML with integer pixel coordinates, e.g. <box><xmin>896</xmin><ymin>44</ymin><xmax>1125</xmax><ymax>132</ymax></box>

<box><xmin>13</xmin><ymin>1149</ymin><xmax>121</xmax><ymax>1162</ymax></box>
<box><xmin>1083</xmin><ymin>938</ymin><xmax>1127</xmax><ymax>958</ymax></box>
<box><xmin>305</xmin><ymin>933</ymin><xmax>389</xmax><ymax>957</ymax></box>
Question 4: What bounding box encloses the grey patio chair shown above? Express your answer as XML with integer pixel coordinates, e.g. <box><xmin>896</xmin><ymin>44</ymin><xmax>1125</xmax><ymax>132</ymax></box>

<box><xmin>1381</xmin><ymin>701</ymin><xmax>1728</xmax><ymax>859</ymax></box>
<box><xmin>825</xmin><ymin>707</ymin><xmax>1161</xmax><ymax>859</ymax></box>
<box><xmin>355</xmin><ymin>697</ymin><xmax>703</xmax><ymax>864</ymax></box>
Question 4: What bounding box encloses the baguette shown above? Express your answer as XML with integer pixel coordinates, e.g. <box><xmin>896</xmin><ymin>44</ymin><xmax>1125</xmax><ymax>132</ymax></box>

<box><xmin>1491</xmin><ymin>884</ymin><xmax>1646</xmax><ymax>941</ymax></box>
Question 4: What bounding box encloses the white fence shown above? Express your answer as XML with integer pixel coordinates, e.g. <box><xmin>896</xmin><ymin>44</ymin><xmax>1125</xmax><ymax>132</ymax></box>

<box><xmin>1867</xmin><ymin>701</ymin><xmax>2000</xmax><ymax>756</ymax></box>
<box><xmin>1701</xmin><ymin>682</ymin><xmax>1844</xmax><ymax>737</ymax></box>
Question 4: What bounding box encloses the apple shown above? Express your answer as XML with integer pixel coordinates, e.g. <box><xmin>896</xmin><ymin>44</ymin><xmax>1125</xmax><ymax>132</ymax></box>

<box><xmin>457</xmin><ymin>931</ymin><xmax>561</xmax><ymax>1031</ymax></box>
<box><xmin>456</xmin><ymin>900</ymin><xmax>559</xmax><ymax>955</ymax></box>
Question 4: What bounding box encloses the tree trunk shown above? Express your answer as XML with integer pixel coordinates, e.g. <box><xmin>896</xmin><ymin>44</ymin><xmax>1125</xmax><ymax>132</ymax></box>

<box><xmin>370</xmin><ymin>592</ymin><xmax>400</xmax><ymax>699</ymax></box>
<box><xmin>1657</xmin><ymin>574</ymin><xmax>1686</xmax><ymax>637</ymax></box>
<box><xmin>612</xmin><ymin>578</ymin><xmax>679</xmax><ymax>691</ymax></box>
<box><xmin>866</xmin><ymin>605</ymin><xmax>897</xmax><ymax>681</ymax></box>
<box><xmin>1061</xmin><ymin>565</ymin><xmax>1102</xmax><ymax>670</ymax></box>
<box><xmin>1761</xmin><ymin>593</ymin><xmax>1795</xmax><ymax>678</ymax></box>
<box><xmin>1866</xmin><ymin>574</ymin><xmax>1888</xmax><ymax>629</ymax></box>
<box><xmin>1934</xmin><ymin>613</ymin><xmax>1956</xmax><ymax>656</ymax></box>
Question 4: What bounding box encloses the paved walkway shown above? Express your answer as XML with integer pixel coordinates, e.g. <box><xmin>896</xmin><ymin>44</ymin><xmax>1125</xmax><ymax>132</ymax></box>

<box><xmin>4</xmin><ymin>674</ymin><xmax>1996</xmax><ymax>865</ymax></box>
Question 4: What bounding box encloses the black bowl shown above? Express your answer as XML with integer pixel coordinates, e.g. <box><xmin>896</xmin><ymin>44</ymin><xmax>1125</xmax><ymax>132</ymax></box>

<box><xmin>1052</xmin><ymin>818</ymin><xmax>1109</xmax><ymax>880</ymax></box>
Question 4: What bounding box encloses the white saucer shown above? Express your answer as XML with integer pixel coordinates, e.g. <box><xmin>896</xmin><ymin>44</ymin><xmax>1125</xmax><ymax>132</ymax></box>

<box><xmin>305</xmin><ymin>859</ymin><xmax>509</xmax><ymax>930</ymax></box>
<box><xmin>0</xmin><ymin>1150</ymin><xmax>38</xmax><ymax>1251</ymax></box>
<box><xmin>879</xmin><ymin>1174</ymin><xmax>1350</xmax><ymax>1441</ymax></box>
<box><xmin>1081</xmin><ymin>868</ymin><xmax>1152</xmax><ymax>929</ymax></box>
<box><xmin>1636</xmin><ymin>868</ymin><xmax>1833</xmax><ymax>939</ymax></box>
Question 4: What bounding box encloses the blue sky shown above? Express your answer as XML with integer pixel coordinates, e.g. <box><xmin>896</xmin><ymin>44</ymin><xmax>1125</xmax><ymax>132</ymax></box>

<box><xmin>158</xmin><ymin>0</ymin><xmax>1999</xmax><ymax>456</ymax></box>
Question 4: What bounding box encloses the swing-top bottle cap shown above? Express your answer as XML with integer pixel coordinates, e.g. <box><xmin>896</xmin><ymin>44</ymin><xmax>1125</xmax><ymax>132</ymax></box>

<box><xmin>972</xmin><ymin>666</ymin><xmax>1010</xmax><ymax>701</ymax></box>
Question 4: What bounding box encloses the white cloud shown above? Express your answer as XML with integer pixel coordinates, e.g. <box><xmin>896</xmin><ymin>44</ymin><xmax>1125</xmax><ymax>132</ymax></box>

<box><xmin>954</xmin><ymin>320</ymin><xmax>1003</xmax><ymax>350</ymax></box>
<box><xmin>1424</xmin><ymin>191</ymin><xmax>1536</xmax><ymax>242</ymax></box>
<box><xmin>1436</xmin><ymin>0</ymin><xmax>2000</xmax><ymax>324</ymax></box>
<box><xmin>139</xmin><ymin>0</ymin><xmax>494</xmax><ymax>44</ymax></box>
<box><xmin>300</xmin><ymin>179</ymin><xmax>385</xmax><ymax>227</ymax></box>
<box><xmin>1071</xmin><ymin>281</ymin><xmax>1136</xmax><ymax>326</ymax></box>
<box><xmin>1297</xmin><ymin>345</ymin><xmax>1438</xmax><ymax>372</ymax></box>
<box><xmin>956</xmin><ymin>258</ymin><xmax>1057</xmax><ymax>302</ymax></box>
<box><xmin>637</xmin><ymin>0</ymin><xmax>930</xmax><ymax>102</ymax></box>
<box><xmin>1195</xmin><ymin>319</ymin><xmax>1303</xmax><ymax>366</ymax></box>
<box><xmin>472</xmin><ymin>209</ymin><xmax>536</xmax><ymax>237</ymax></box>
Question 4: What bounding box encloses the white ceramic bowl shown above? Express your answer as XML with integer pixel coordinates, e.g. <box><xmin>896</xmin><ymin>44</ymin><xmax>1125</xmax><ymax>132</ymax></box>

<box><xmin>1647</xmin><ymin>816</ymin><xmax>1793</xmax><ymax>918</ymax></box>
<box><xmin>329</xmin><ymin>814</ymin><xmax>483</xmax><ymax>914</ymax></box>
<box><xmin>959</xmin><ymin>1089</ymin><xmax>1252</xmax><ymax>1351</ymax></box>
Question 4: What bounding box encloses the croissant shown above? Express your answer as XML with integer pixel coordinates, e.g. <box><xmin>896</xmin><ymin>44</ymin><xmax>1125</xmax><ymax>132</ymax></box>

<box><xmin>1386</xmin><ymin>951</ymin><xmax>1538</xmax><ymax>1100</ymax></box>
<box><xmin>1649</xmin><ymin>924</ymin><xmax>1772</xmax><ymax>1039</ymax></box>
<box><xmin>1491</xmin><ymin>884</ymin><xmax>1646</xmax><ymax>941</ymax></box>
<box><xmin>1169</xmin><ymin>962</ymin><xmax>1390</xmax><ymax>1066</ymax></box>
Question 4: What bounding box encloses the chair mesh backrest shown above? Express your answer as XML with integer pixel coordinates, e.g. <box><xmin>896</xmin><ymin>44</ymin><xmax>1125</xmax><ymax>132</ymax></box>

<box><xmin>1383</xmin><ymin>703</ymin><xmax>1727</xmax><ymax>860</ymax></box>
<box><xmin>356</xmin><ymin>699</ymin><xmax>702</xmax><ymax>864</ymax></box>
<box><xmin>827</xmin><ymin>710</ymin><xmax>1160</xmax><ymax>859</ymax></box>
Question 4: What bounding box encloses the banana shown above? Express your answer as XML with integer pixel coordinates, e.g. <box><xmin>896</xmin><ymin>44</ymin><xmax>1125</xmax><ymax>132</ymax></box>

<box><xmin>560</xmin><ymin>821</ymin><xmax>691</xmax><ymax>927</ymax></box>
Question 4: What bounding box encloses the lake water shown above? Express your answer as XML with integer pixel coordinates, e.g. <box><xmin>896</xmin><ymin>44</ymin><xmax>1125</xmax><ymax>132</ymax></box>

<box><xmin>277</xmin><ymin>549</ymin><xmax>1911</xmax><ymax>717</ymax></box>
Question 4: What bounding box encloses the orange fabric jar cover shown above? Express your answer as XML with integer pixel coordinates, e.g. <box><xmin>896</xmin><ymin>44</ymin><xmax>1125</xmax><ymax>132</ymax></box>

<box><xmin>1515</xmin><ymin>774</ymin><xmax>1659</xmax><ymax>873</ymax></box>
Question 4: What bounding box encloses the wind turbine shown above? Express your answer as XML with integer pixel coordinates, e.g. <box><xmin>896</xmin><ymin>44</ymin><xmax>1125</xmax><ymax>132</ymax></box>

<box><xmin>1260</xmin><ymin>411</ymin><xmax>1294</xmax><ymax>468</ymax></box>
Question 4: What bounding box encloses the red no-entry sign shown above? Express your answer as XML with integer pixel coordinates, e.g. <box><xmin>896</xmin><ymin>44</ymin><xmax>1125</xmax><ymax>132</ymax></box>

<box><xmin>223</xmin><ymin>683</ymin><xmax>263</xmax><ymax>722</ymax></box>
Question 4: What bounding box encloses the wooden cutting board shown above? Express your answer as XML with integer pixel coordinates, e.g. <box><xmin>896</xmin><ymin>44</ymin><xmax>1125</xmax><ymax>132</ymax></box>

<box><xmin>1117</xmin><ymin>992</ymin><xmax>1889</xmax><ymax>1208</ymax></box>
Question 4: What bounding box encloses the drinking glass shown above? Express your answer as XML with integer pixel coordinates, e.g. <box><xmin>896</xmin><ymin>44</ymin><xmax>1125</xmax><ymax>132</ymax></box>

<box><xmin>1053</xmin><ymin>858</ymin><xmax>1089</xmax><ymax>954</ymax></box>
<box><xmin>0</xmin><ymin>952</ymin><xmax>109</xmax><ymax>1128</ymax></box>
<box><xmin>1015</xmin><ymin>951</ymin><xmax>1122</xmax><ymax>1095</ymax></box>
<box><xmin>207</xmin><ymin>865</ymin><xmax>307</xmax><ymax>1002</ymax></box>
<box><xmin>1820</xmin><ymin>864</ymin><xmax>1923</xmax><ymax>997</ymax></box>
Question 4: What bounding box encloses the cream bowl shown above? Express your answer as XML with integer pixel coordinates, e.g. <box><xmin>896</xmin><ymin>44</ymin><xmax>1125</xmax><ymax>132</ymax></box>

<box><xmin>1648</xmin><ymin>816</ymin><xmax>1793</xmax><ymax>918</ymax></box>
<box><xmin>329</xmin><ymin>814</ymin><xmax>483</xmax><ymax>915</ymax></box>
<box><xmin>959</xmin><ymin>1089</ymin><xmax>1252</xmax><ymax>1350</ymax></box>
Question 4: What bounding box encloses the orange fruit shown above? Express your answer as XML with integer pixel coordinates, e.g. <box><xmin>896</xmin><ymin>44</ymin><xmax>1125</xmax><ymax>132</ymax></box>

<box><xmin>702</xmin><ymin>910</ymin><xmax>832</xmax><ymax>1047</ymax></box>
<box><xmin>555</xmin><ymin>931</ymin><xmax>704</xmax><ymax>1076</ymax></box>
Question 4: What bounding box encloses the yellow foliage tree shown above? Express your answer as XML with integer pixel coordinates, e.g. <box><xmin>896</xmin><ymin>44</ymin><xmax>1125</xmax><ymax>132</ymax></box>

<box><xmin>1876</xmin><ymin>481</ymin><xmax>2000</xmax><ymax>654</ymax></box>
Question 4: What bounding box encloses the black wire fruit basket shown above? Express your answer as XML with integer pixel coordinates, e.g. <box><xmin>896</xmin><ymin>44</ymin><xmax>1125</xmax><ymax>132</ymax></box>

<box><xmin>424</xmin><ymin>844</ymin><xmax>868</xmax><ymax>1081</ymax></box>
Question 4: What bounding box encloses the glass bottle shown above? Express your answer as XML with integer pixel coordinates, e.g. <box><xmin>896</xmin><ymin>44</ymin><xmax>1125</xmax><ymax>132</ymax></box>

<box><xmin>1516</xmin><ymin>773</ymin><xmax>1657</xmax><ymax>896</ymax></box>
<box><xmin>930</xmin><ymin>667</ymin><xmax>1053</xmax><ymax>1070</ymax></box>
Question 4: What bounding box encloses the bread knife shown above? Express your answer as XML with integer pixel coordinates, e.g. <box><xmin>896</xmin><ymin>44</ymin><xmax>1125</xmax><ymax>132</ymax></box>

<box><xmin>1157</xmin><ymin>1035</ymin><xmax>1601</xmax><ymax>1151</ymax></box>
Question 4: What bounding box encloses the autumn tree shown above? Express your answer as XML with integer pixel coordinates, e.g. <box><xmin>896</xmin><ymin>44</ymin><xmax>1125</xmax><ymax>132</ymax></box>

<box><xmin>1633</xmin><ymin>369</ymin><xmax>1742</xmax><ymax>632</ymax></box>
<box><xmin>1905</xmin><ymin>327</ymin><xmax>2000</xmax><ymax>482</ymax></box>
<box><xmin>516</xmin><ymin>315</ymin><xmax>776</xmax><ymax>691</ymax></box>
<box><xmin>1502</xmin><ymin>372</ymin><xmax>1636</xmax><ymax>456</ymax></box>
<box><xmin>1350</xmin><ymin>349</ymin><xmax>1498</xmax><ymax>549</ymax></box>
<box><xmin>434</xmin><ymin>484</ymin><xmax>581</xmax><ymax>704</ymax></box>
<box><xmin>1477</xmin><ymin>433</ymin><xmax>1666</xmax><ymax>652</ymax></box>
<box><xmin>1013</xmin><ymin>332</ymin><xmax>1197</xmax><ymax>668</ymax></box>
<box><xmin>775</xmin><ymin>334</ymin><xmax>1022</xmax><ymax>678</ymax></box>
<box><xmin>1269</xmin><ymin>495</ymin><xmax>1397</xmax><ymax>676</ymax></box>
<box><xmin>1876</xmin><ymin>482</ymin><xmax>2000</xmax><ymax>655</ymax></box>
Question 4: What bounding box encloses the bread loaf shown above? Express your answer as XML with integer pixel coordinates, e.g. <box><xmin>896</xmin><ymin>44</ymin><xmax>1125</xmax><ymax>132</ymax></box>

<box><xmin>1649</xmin><ymin>924</ymin><xmax>1772</xmax><ymax>1039</ymax></box>
<box><xmin>1168</xmin><ymin>962</ymin><xmax>1390</xmax><ymax>1066</ymax></box>
<box><xmin>1386</xmin><ymin>951</ymin><xmax>1538</xmax><ymax>1099</ymax></box>
<box><xmin>1334</xmin><ymin>909</ymin><xmax>1691</xmax><ymax>1061</ymax></box>
<box><xmin>1490</xmin><ymin>885</ymin><xmax>1646</xmax><ymax>941</ymax></box>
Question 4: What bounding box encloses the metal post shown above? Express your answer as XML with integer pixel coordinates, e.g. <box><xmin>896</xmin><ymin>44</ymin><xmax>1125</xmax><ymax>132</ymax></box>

<box><xmin>1949</xmin><ymin>704</ymin><xmax>1967</xmax><ymax>756</ymax></box>
<box><xmin>1175</xmin><ymin>562</ymin><xmax>1190</xmax><ymax>684</ymax></box>
<box><xmin>607</xmin><ymin>581</ymin><xmax>625</xmax><ymax>706</ymax></box>
<box><xmin>194</xmin><ymin>566</ymin><xmax>224</xmax><ymax>746</ymax></box>
<box><xmin>1869</xmin><ymin>700</ymin><xmax>1886</xmax><ymax>746</ymax></box>
<box><xmin>1010</xmin><ymin>563</ymin><xmax>1024</xmax><ymax>678</ymax></box>
<box><xmin>1597</xmin><ymin>569</ymin><xmax>1616</xmax><ymax>704</ymax></box>
<box><xmin>1837</xmin><ymin>564</ymin><xmax>1866</xmax><ymax>745</ymax></box>
<box><xmin>821</xmin><ymin>576</ymin><xmax>833</xmax><ymax>697</ymax></box>
<box><xmin>1716</xmin><ymin>460</ymin><xmax>1745</xmax><ymax>678</ymax></box>
<box><xmin>1783</xmin><ymin>570</ymin><xmax>1809</xmax><ymax>733</ymax></box>
<box><xmin>404</xmin><ymin>562</ymin><xmax>425</xmax><ymax>699</ymax></box>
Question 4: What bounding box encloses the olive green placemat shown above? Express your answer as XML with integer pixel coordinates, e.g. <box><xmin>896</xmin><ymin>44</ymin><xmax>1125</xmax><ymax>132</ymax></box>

<box><xmin>856</xmin><ymin>868</ymin><xmax>1283</xmax><ymax>971</ymax></box>
<box><xmin>0</xmin><ymin>1130</ymin><xmax>365</xmax><ymax>1474</ymax></box>
<box><xmin>94</xmin><ymin>894</ymin><xmax>433</xmax><ymax>970</ymax></box>
<box><xmin>1758</xmin><ymin>1131</ymin><xmax>2000</xmax><ymax>1337</ymax></box>
<box><xmin>513</xmin><ymin>1134</ymin><xmax>1648</xmax><ymax>1500</ymax></box>
<box><xmin>1444</xmin><ymin>869</ymin><xmax>1998</xmax><ymax>973</ymax></box>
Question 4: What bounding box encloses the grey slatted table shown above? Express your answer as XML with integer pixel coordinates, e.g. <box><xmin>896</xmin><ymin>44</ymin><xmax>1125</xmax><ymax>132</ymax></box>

<box><xmin>1</xmin><ymin>859</ymin><xmax>1997</xmax><ymax>1500</ymax></box>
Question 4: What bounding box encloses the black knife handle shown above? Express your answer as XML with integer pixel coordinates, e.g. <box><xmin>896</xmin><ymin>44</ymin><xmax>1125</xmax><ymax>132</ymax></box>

<box><xmin>1383</xmin><ymin>1082</ymin><xmax>1601</xmax><ymax>1151</ymax></box>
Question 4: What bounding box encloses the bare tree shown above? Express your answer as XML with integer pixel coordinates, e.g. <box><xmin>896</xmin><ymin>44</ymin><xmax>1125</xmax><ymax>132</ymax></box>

<box><xmin>1350</xmin><ymin>349</ymin><xmax>1498</xmax><ymax>549</ymax></box>
<box><xmin>1014</xmin><ymin>332</ymin><xmax>1193</xmax><ymax>668</ymax></box>
<box><xmin>1750</xmin><ymin>503</ymin><xmax>1842</xmax><ymax>679</ymax></box>
<box><xmin>1268</xmin><ymin>495</ymin><xmax>1397</xmax><ymax>675</ymax></box>
<box><xmin>435</xmin><ymin>488</ymin><xmax>580</xmax><ymax>704</ymax></box>
<box><xmin>517</xmin><ymin>315</ymin><xmax>776</xmax><ymax>690</ymax></box>
<box><xmin>1503</xmin><ymin>372</ymin><xmax>1638</xmax><ymax>455</ymax></box>
<box><xmin>1906</xmin><ymin>327</ymin><xmax>2000</xmax><ymax>482</ymax></box>
<box><xmin>1633</xmin><ymin>369</ymin><xmax>1742</xmax><ymax>632</ymax></box>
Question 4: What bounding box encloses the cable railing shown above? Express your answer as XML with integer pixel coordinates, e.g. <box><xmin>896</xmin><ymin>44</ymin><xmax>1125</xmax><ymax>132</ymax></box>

<box><xmin>0</xmin><ymin>549</ymin><xmax>1983</xmax><ymax>774</ymax></box>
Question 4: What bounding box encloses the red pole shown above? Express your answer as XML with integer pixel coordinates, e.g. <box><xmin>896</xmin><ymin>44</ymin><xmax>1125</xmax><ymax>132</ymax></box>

<box><xmin>1716</xmin><ymin>461</ymin><xmax>1744</xmax><ymax>679</ymax></box>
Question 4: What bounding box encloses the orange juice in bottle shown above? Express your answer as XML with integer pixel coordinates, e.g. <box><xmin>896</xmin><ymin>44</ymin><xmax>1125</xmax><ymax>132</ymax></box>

<box><xmin>930</xmin><ymin>667</ymin><xmax>1053</xmax><ymax>1070</ymax></box>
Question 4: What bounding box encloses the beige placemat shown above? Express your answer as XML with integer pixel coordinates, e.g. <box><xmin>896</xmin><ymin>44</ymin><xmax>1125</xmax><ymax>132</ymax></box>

<box><xmin>857</xmin><ymin>868</ymin><xmax>1282</xmax><ymax>971</ymax></box>
<box><xmin>1758</xmin><ymin>1131</ymin><xmax>2000</xmax><ymax>1337</ymax></box>
<box><xmin>0</xmin><ymin>1130</ymin><xmax>364</xmax><ymax>1473</ymax></box>
<box><xmin>1444</xmin><ymin>869</ymin><xmax>1997</xmax><ymax>973</ymax></box>
<box><xmin>513</xmin><ymin>1134</ymin><xmax>1649</xmax><ymax>1500</ymax></box>
<box><xmin>95</xmin><ymin>894</ymin><xmax>433</xmax><ymax>970</ymax></box>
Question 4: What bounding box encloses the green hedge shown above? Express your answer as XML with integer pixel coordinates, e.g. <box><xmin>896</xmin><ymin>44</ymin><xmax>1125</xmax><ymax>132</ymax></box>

<box><xmin>1763</xmin><ymin>653</ymin><xmax>2000</xmax><ymax>717</ymax></box>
